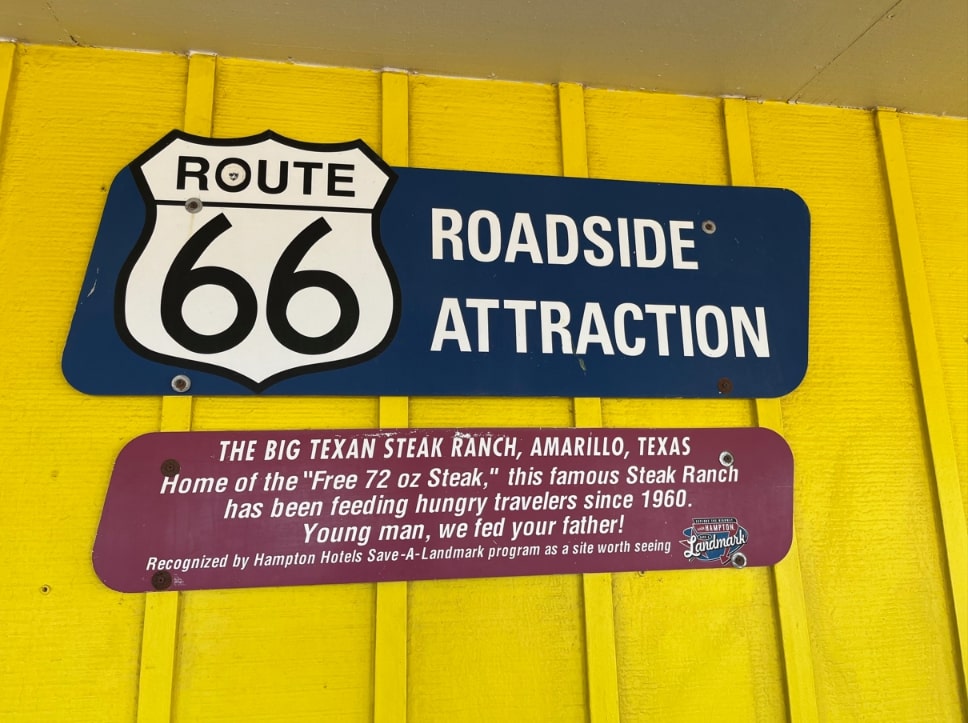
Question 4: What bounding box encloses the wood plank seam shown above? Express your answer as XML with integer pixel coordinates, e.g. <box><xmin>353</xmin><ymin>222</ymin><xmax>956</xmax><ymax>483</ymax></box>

<box><xmin>560</xmin><ymin>81</ymin><xmax>621</xmax><ymax>723</ymax></box>
<box><xmin>136</xmin><ymin>51</ymin><xmax>216</xmax><ymax>723</ymax></box>
<box><xmin>723</xmin><ymin>98</ymin><xmax>820</xmax><ymax>723</ymax></box>
<box><xmin>373</xmin><ymin>68</ymin><xmax>410</xmax><ymax>723</ymax></box>
<box><xmin>875</xmin><ymin>108</ymin><xmax>968</xmax><ymax>705</ymax></box>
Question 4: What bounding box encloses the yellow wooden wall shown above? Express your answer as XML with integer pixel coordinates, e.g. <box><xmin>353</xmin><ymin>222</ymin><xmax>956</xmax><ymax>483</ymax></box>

<box><xmin>0</xmin><ymin>43</ymin><xmax>964</xmax><ymax>722</ymax></box>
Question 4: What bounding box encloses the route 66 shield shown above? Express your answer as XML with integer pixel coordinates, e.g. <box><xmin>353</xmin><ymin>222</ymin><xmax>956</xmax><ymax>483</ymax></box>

<box><xmin>113</xmin><ymin>130</ymin><xmax>398</xmax><ymax>390</ymax></box>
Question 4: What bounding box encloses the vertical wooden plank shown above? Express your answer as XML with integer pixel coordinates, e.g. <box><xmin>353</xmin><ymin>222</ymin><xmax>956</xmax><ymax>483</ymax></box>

<box><xmin>875</xmin><ymin>108</ymin><xmax>968</xmax><ymax>700</ymax></box>
<box><xmin>561</xmin><ymin>82</ymin><xmax>620</xmax><ymax>723</ymax></box>
<box><xmin>558</xmin><ymin>82</ymin><xmax>588</xmax><ymax>178</ymax></box>
<box><xmin>407</xmin><ymin>74</ymin><xmax>584</xmax><ymax>723</ymax></box>
<box><xmin>748</xmin><ymin>100</ymin><xmax>961</xmax><ymax>719</ymax></box>
<box><xmin>173</xmin><ymin>59</ymin><xmax>379</xmax><ymax>722</ymax></box>
<box><xmin>588</xmin><ymin>89</ymin><xmax>781</xmax><ymax>721</ymax></box>
<box><xmin>898</xmin><ymin>113</ymin><xmax>968</xmax><ymax>523</ymax></box>
<box><xmin>406</xmin><ymin>73</ymin><xmax>571</xmax><ymax>427</ymax></box>
<box><xmin>724</xmin><ymin>97</ymin><xmax>819</xmax><ymax>723</ymax></box>
<box><xmin>0</xmin><ymin>42</ymin><xmax>14</xmax><ymax>140</ymax></box>
<box><xmin>137</xmin><ymin>51</ymin><xmax>215</xmax><ymax>723</ymax></box>
<box><xmin>374</xmin><ymin>69</ymin><xmax>410</xmax><ymax>723</ymax></box>
<box><xmin>0</xmin><ymin>44</ymin><xmax>185</xmax><ymax>723</ymax></box>
<box><xmin>136</xmin><ymin>593</ymin><xmax>179</xmax><ymax>723</ymax></box>
<box><xmin>182</xmin><ymin>52</ymin><xmax>216</xmax><ymax>137</ymax></box>
<box><xmin>381</xmin><ymin>70</ymin><xmax>409</xmax><ymax>166</ymax></box>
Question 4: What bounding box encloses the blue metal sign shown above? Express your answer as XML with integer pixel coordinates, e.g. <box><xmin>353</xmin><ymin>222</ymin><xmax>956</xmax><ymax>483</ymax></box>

<box><xmin>63</xmin><ymin>130</ymin><xmax>809</xmax><ymax>397</ymax></box>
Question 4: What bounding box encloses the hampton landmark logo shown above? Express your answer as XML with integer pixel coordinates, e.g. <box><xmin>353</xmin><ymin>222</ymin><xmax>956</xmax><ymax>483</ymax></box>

<box><xmin>681</xmin><ymin>516</ymin><xmax>748</xmax><ymax>565</ymax></box>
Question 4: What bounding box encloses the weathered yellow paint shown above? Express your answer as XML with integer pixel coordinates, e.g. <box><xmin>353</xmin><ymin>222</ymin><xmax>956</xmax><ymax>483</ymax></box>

<box><xmin>381</xmin><ymin>70</ymin><xmax>410</xmax><ymax>166</ymax></box>
<box><xmin>560</xmin><ymin>81</ymin><xmax>621</xmax><ymax>723</ymax></box>
<box><xmin>576</xmin><ymin>398</ymin><xmax>619</xmax><ymax>723</ymax></box>
<box><xmin>137</xmin><ymin>592</ymin><xmax>180</xmax><ymax>723</ymax></box>
<box><xmin>173</xmin><ymin>586</ymin><xmax>375</xmax><ymax>721</ymax></box>
<box><xmin>581</xmin><ymin>572</ymin><xmax>620</xmax><ymax>723</ymax></box>
<box><xmin>170</xmin><ymin>56</ymin><xmax>381</xmax><ymax>723</ymax></box>
<box><xmin>212</xmin><ymin>58</ymin><xmax>381</xmax><ymax>146</ymax></box>
<box><xmin>137</xmin><ymin>50</ymin><xmax>215</xmax><ymax>723</ymax></box>
<box><xmin>877</xmin><ymin>108</ymin><xmax>968</xmax><ymax>696</ymax></box>
<box><xmin>373</xmin><ymin>70</ymin><xmax>410</xmax><ymax>723</ymax></box>
<box><xmin>558</xmin><ymin>82</ymin><xmax>589</xmax><ymax>179</ymax></box>
<box><xmin>584</xmin><ymin>89</ymin><xmax>752</xmax><ymax>431</ymax></box>
<box><xmin>374</xmin><ymin>580</ymin><xmax>408</xmax><ymax>723</ymax></box>
<box><xmin>725</xmin><ymin>97</ymin><xmax>820</xmax><ymax>723</ymax></box>
<box><xmin>183</xmin><ymin>53</ymin><xmax>216</xmax><ymax>137</ymax></box>
<box><xmin>572</xmin><ymin>398</ymin><xmax>603</xmax><ymax>427</ymax></box>
<box><xmin>584</xmin><ymin>88</ymin><xmax>786</xmax><ymax>721</ymax></box>
<box><xmin>405</xmin><ymin>72</ymin><xmax>587</xmax><ymax>723</ymax></box>
<box><xmin>748</xmin><ymin>101</ymin><xmax>964</xmax><ymax>720</ymax></box>
<box><xmin>897</xmin><ymin>114</ymin><xmax>968</xmax><ymax>524</ymax></box>
<box><xmin>407</xmin><ymin>75</ymin><xmax>574</xmax><ymax>431</ymax></box>
<box><xmin>585</xmin><ymin>88</ymin><xmax>729</xmax><ymax>185</ymax></box>
<box><xmin>0</xmin><ymin>44</ymin><xmax>184</xmax><ymax>722</ymax></box>
<box><xmin>0</xmin><ymin>42</ymin><xmax>14</xmax><ymax>136</ymax></box>
<box><xmin>0</xmin><ymin>42</ymin><xmax>965</xmax><ymax>722</ymax></box>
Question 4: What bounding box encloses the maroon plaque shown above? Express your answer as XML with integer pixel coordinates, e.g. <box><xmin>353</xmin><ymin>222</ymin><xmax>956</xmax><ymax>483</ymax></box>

<box><xmin>93</xmin><ymin>428</ymin><xmax>794</xmax><ymax>592</ymax></box>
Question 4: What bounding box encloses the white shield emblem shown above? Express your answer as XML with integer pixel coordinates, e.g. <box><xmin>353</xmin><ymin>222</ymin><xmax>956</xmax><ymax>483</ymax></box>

<box><xmin>117</xmin><ymin>131</ymin><xmax>399</xmax><ymax>390</ymax></box>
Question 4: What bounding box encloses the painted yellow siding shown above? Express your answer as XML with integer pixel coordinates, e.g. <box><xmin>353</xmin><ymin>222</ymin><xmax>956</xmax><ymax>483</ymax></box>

<box><xmin>0</xmin><ymin>43</ymin><xmax>964</xmax><ymax>722</ymax></box>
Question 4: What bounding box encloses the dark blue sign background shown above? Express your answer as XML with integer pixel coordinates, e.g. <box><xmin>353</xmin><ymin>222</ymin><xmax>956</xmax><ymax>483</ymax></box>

<box><xmin>63</xmin><ymin>163</ymin><xmax>809</xmax><ymax>397</ymax></box>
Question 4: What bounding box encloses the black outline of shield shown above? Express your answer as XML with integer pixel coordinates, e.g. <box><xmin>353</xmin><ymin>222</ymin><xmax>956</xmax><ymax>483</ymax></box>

<box><xmin>114</xmin><ymin>129</ymin><xmax>401</xmax><ymax>393</ymax></box>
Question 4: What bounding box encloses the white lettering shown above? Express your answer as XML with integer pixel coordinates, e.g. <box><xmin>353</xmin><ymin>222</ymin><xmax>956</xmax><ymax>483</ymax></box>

<box><xmin>431</xmin><ymin>208</ymin><xmax>463</xmax><ymax>260</ymax></box>
<box><xmin>614</xmin><ymin>303</ymin><xmax>646</xmax><ymax>355</ymax></box>
<box><xmin>731</xmin><ymin>306</ymin><xmax>770</xmax><ymax>357</ymax></box>
<box><xmin>540</xmin><ymin>301</ymin><xmax>572</xmax><ymax>353</ymax></box>
<box><xmin>696</xmin><ymin>305</ymin><xmax>729</xmax><ymax>358</ymax></box>
<box><xmin>670</xmin><ymin>220</ymin><xmax>698</xmax><ymax>269</ymax></box>
<box><xmin>430</xmin><ymin>297</ymin><xmax>471</xmax><ymax>351</ymax></box>
<box><xmin>468</xmin><ymin>209</ymin><xmax>501</xmax><ymax>262</ymax></box>
<box><xmin>429</xmin><ymin>209</ymin><xmax>703</xmax><ymax>270</ymax></box>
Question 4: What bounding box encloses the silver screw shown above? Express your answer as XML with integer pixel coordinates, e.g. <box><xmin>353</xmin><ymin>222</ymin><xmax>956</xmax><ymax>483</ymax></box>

<box><xmin>719</xmin><ymin>450</ymin><xmax>734</xmax><ymax>467</ymax></box>
<box><xmin>701</xmin><ymin>220</ymin><xmax>716</xmax><ymax>234</ymax></box>
<box><xmin>171</xmin><ymin>374</ymin><xmax>192</xmax><ymax>393</ymax></box>
<box><xmin>185</xmin><ymin>198</ymin><xmax>203</xmax><ymax>213</ymax></box>
<box><xmin>730</xmin><ymin>552</ymin><xmax>747</xmax><ymax>569</ymax></box>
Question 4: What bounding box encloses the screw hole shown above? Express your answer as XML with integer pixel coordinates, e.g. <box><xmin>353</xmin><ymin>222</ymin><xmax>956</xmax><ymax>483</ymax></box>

<box><xmin>151</xmin><ymin>571</ymin><xmax>173</xmax><ymax>590</ymax></box>
<box><xmin>701</xmin><ymin>220</ymin><xmax>716</xmax><ymax>234</ymax></box>
<box><xmin>40</xmin><ymin>585</ymin><xmax>51</xmax><ymax>594</ymax></box>
<box><xmin>160</xmin><ymin>459</ymin><xmax>180</xmax><ymax>476</ymax></box>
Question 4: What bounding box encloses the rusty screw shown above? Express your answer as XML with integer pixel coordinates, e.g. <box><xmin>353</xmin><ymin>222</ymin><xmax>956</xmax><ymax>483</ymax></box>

<box><xmin>151</xmin><ymin>571</ymin><xmax>173</xmax><ymax>590</ymax></box>
<box><xmin>171</xmin><ymin>374</ymin><xmax>191</xmax><ymax>393</ymax></box>
<box><xmin>717</xmin><ymin>377</ymin><xmax>733</xmax><ymax>394</ymax></box>
<box><xmin>160</xmin><ymin>459</ymin><xmax>180</xmax><ymax>476</ymax></box>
